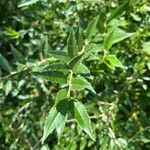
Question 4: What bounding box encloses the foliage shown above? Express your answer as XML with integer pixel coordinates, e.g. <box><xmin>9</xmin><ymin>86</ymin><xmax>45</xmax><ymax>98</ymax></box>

<box><xmin>0</xmin><ymin>0</ymin><xmax>150</xmax><ymax>150</ymax></box>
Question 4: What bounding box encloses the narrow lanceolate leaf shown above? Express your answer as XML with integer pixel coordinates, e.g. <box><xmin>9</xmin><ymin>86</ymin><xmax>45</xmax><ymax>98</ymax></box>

<box><xmin>76</xmin><ymin>27</ymin><xmax>84</xmax><ymax>51</ymax></box>
<box><xmin>104</xmin><ymin>55</ymin><xmax>124</xmax><ymax>70</ymax></box>
<box><xmin>67</xmin><ymin>29</ymin><xmax>78</xmax><ymax>58</ymax></box>
<box><xmin>32</xmin><ymin>70</ymin><xmax>67</xmax><ymax>84</ymax></box>
<box><xmin>2</xmin><ymin>80</ymin><xmax>12</xmax><ymax>96</ymax></box>
<box><xmin>104</xmin><ymin>28</ymin><xmax>116</xmax><ymax>51</ymax></box>
<box><xmin>44</xmin><ymin>36</ymin><xmax>52</xmax><ymax>57</ymax></box>
<box><xmin>67</xmin><ymin>53</ymin><xmax>84</xmax><ymax>69</ymax></box>
<box><xmin>56</xmin><ymin>115</ymin><xmax>67</xmax><ymax>140</ymax></box>
<box><xmin>71</xmin><ymin>76</ymin><xmax>95</xmax><ymax>93</ymax></box>
<box><xmin>56</xmin><ymin>89</ymin><xmax>68</xmax><ymax>104</ymax></box>
<box><xmin>73</xmin><ymin>100</ymin><xmax>95</xmax><ymax>141</ymax></box>
<box><xmin>18</xmin><ymin>0</ymin><xmax>40</xmax><ymax>7</ymax></box>
<box><xmin>107</xmin><ymin>1</ymin><xmax>128</xmax><ymax>22</ymax></box>
<box><xmin>86</xmin><ymin>16</ymin><xmax>99</xmax><ymax>40</ymax></box>
<box><xmin>42</xmin><ymin>100</ymin><xmax>69</xmax><ymax>143</ymax></box>
<box><xmin>0</xmin><ymin>53</ymin><xmax>11</xmax><ymax>73</ymax></box>
<box><xmin>11</xmin><ymin>45</ymin><xmax>26</xmax><ymax>64</ymax></box>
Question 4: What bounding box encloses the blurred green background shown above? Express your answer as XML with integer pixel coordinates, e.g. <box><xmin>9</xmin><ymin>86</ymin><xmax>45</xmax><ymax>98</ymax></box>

<box><xmin>0</xmin><ymin>0</ymin><xmax>150</xmax><ymax>149</ymax></box>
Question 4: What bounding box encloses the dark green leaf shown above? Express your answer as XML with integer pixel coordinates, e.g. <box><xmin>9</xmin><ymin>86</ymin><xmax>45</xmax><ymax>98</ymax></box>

<box><xmin>67</xmin><ymin>29</ymin><xmax>78</xmax><ymax>58</ymax></box>
<box><xmin>0</xmin><ymin>53</ymin><xmax>11</xmax><ymax>73</ymax></box>
<box><xmin>32</xmin><ymin>70</ymin><xmax>67</xmax><ymax>84</ymax></box>
<box><xmin>76</xmin><ymin>27</ymin><xmax>84</xmax><ymax>51</ymax></box>
<box><xmin>107</xmin><ymin>2</ymin><xmax>128</xmax><ymax>22</ymax></box>
<box><xmin>11</xmin><ymin>45</ymin><xmax>26</xmax><ymax>64</ymax></box>
<box><xmin>44</xmin><ymin>36</ymin><xmax>53</xmax><ymax>57</ymax></box>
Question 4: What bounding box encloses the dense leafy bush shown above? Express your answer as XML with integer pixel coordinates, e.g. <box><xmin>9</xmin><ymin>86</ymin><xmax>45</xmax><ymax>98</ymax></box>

<box><xmin>0</xmin><ymin>0</ymin><xmax>150</xmax><ymax>149</ymax></box>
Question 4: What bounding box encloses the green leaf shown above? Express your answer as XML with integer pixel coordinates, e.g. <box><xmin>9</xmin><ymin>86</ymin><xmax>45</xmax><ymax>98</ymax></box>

<box><xmin>73</xmin><ymin>63</ymin><xmax>90</xmax><ymax>74</ymax></box>
<box><xmin>18</xmin><ymin>0</ymin><xmax>39</xmax><ymax>7</ymax></box>
<box><xmin>107</xmin><ymin>1</ymin><xmax>128</xmax><ymax>22</ymax></box>
<box><xmin>104</xmin><ymin>28</ymin><xmax>116</xmax><ymax>51</ymax></box>
<box><xmin>56</xmin><ymin>89</ymin><xmax>68</xmax><ymax>104</ymax></box>
<box><xmin>49</xmin><ymin>51</ymin><xmax>70</xmax><ymax>62</ymax></box>
<box><xmin>104</xmin><ymin>28</ymin><xmax>134</xmax><ymax>51</ymax></box>
<box><xmin>56</xmin><ymin>115</ymin><xmax>67</xmax><ymax>141</ymax></box>
<box><xmin>44</xmin><ymin>36</ymin><xmax>52</xmax><ymax>57</ymax></box>
<box><xmin>11</xmin><ymin>45</ymin><xmax>26</xmax><ymax>64</ymax></box>
<box><xmin>32</xmin><ymin>70</ymin><xmax>67</xmax><ymax>84</ymax></box>
<box><xmin>67</xmin><ymin>53</ymin><xmax>84</xmax><ymax>69</ymax></box>
<box><xmin>104</xmin><ymin>55</ymin><xmax>124</xmax><ymax>70</ymax></box>
<box><xmin>86</xmin><ymin>16</ymin><xmax>99</xmax><ymax>40</ymax></box>
<box><xmin>142</xmin><ymin>41</ymin><xmax>150</xmax><ymax>55</ymax></box>
<box><xmin>2</xmin><ymin>80</ymin><xmax>12</xmax><ymax>96</ymax></box>
<box><xmin>71</xmin><ymin>76</ymin><xmax>95</xmax><ymax>93</ymax></box>
<box><xmin>112</xmin><ymin>28</ymin><xmax>134</xmax><ymax>45</ymax></box>
<box><xmin>4</xmin><ymin>28</ymin><xmax>20</xmax><ymax>39</ymax></box>
<box><xmin>67</xmin><ymin>29</ymin><xmax>78</xmax><ymax>58</ymax></box>
<box><xmin>42</xmin><ymin>99</ymin><xmax>68</xmax><ymax>143</ymax></box>
<box><xmin>72</xmin><ymin>100</ymin><xmax>95</xmax><ymax>141</ymax></box>
<box><xmin>0</xmin><ymin>53</ymin><xmax>11</xmax><ymax>73</ymax></box>
<box><xmin>47</xmin><ymin>63</ymin><xmax>68</xmax><ymax>72</ymax></box>
<box><xmin>76</xmin><ymin>27</ymin><xmax>84</xmax><ymax>51</ymax></box>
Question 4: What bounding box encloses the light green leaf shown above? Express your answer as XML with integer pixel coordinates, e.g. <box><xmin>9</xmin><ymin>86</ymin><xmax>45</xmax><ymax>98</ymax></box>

<box><xmin>142</xmin><ymin>41</ymin><xmax>150</xmax><ymax>55</ymax></box>
<box><xmin>32</xmin><ymin>70</ymin><xmax>67</xmax><ymax>84</ymax></box>
<box><xmin>2</xmin><ymin>80</ymin><xmax>12</xmax><ymax>96</ymax></box>
<box><xmin>11</xmin><ymin>45</ymin><xmax>26</xmax><ymax>64</ymax></box>
<box><xmin>107</xmin><ymin>2</ymin><xmax>128</xmax><ymax>22</ymax></box>
<box><xmin>112</xmin><ymin>28</ymin><xmax>134</xmax><ymax>45</ymax></box>
<box><xmin>104</xmin><ymin>28</ymin><xmax>134</xmax><ymax>51</ymax></box>
<box><xmin>56</xmin><ymin>115</ymin><xmax>67</xmax><ymax>141</ymax></box>
<box><xmin>4</xmin><ymin>28</ymin><xmax>20</xmax><ymax>39</ymax></box>
<box><xmin>73</xmin><ymin>100</ymin><xmax>95</xmax><ymax>141</ymax></box>
<box><xmin>104</xmin><ymin>28</ymin><xmax>116</xmax><ymax>51</ymax></box>
<box><xmin>0</xmin><ymin>53</ymin><xmax>11</xmax><ymax>73</ymax></box>
<box><xmin>73</xmin><ymin>63</ymin><xmax>90</xmax><ymax>74</ymax></box>
<box><xmin>86</xmin><ymin>16</ymin><xmax>99</xmax><ymax>40</ymax></box>
<box><xmin>56</xmin><ymin>89</ymin><xmax>68</xmax><ymax>104</ymax></box>
<box><xmin>67</xmin><ymin>29</ymin><xmax>78</xmax><ymax>58</ymax></box>
<box><xmin>104</xmin><ymin>55</ymin><xmax>124</xmax><ymax>70</ymax></box>
<box><xmin>42</xmin><ymin>100</ymin><xmax>68</xmax><ymax>143</ymax></box>
<box><xmin>71</xmin><ymin>76</ymin><xmax>95</xmax><ymax>93</ymax></box>
<box><xmin>18</xmin><ymin>0</ymin><xmax>39</xmax><ymax>7</ymax></box>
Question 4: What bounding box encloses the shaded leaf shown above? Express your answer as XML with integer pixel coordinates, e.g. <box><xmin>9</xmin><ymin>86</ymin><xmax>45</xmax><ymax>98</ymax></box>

<box><xmin>44</xmin><ymin>36</ymin><xmax>53</xmax><ymax>57</ymax></box>
<box><xmin>0</xmin><ymin>53</ymin><xmax>11</xmax><ymax>73</ymax></box>
<box><xmin>67</xmin><ymin>53</ymin><xmax>84</xmax><ymax>69</ymax></box>
<box><xmin>11</xmin><ymin>45</ymin><xmax>26</xmax><ymax>64</ymax></box>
